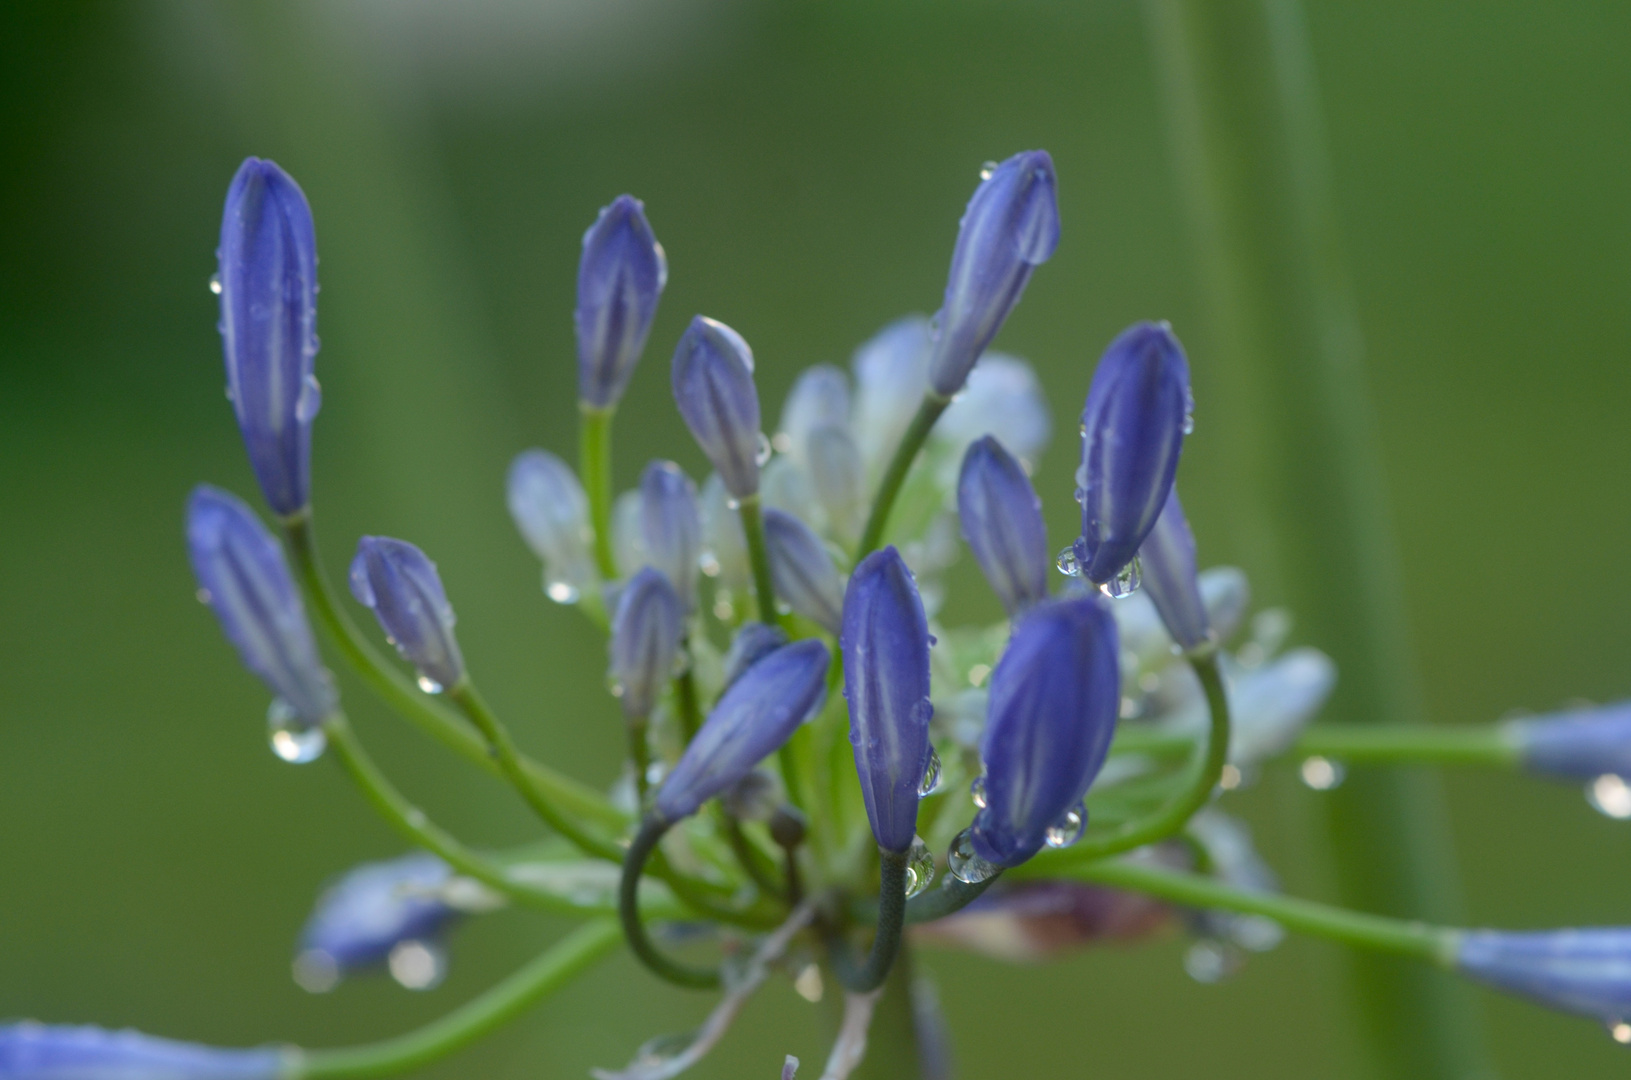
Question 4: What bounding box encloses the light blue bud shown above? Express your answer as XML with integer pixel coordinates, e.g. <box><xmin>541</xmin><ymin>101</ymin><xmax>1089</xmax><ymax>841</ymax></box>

<box><xmin>807</xmin><ymin>425</ymin><xmax>865</xmax><ymax>542</ymax></box>
<box><xmin>609</xmin><ymin>568</ymin><xmax>684</xmax><ymax>720</ymax></box>
<box><xmin>506</xmin><ymin>449</ymin><xmax>597</xmax><ymax>603</ymax></box>
<box><xmin>296</xmin><ymin>852</ymin><xmax>457</xmax><ymax>982</ymax></box>
<box><xmin>349</xmin><ymin>537</ymin><xmax>465</xmax><ymax>692</ymax></box>
<box><xmin>957</xmin><ymin>436</ymin><xmax>1050</xmax><ymax>618</ymax></box>
<box><xmin>639</xmin><ymin>460</ymin><xmax>701</xmax><ymax>606</ymax></box>
<box><xmin>671</xmin><ymin>316</ymin><xmax>762</xmax><ymax>498</ymax></box>
<box><xmin>776</xmin><ymin>364</ymin><xmax>850</xmax><ymax>462</ymax></box>
<box><xmin>1513</xmin><ymin>702</ymin><xmax>1631</xmax><ymax>781</ymax></box>
<box><xmin>852</xmin><ymin>316</ymin><xmax>932</xmax><ymax>475</ymax></box>
<box><xmin>1228</xmin><ymin>648</ymin><xmax>1337</xmax><ymax>765</ymax></box>
<box><xmin>1199</xmin><ymin>567</ymin><xmax>1251</xmax><ymax>644</ymax></box>
<box><xmin>0</xmin><ymin>1024</ymin><xmax>284</xmax><ymax>1080</ymax></box>
<box><xmin>1138</xmin><ymin>490</ymin><xmax>1209</xmax><ymax>651</ymax></box>
<box><xmin>934</xmin><ymin>354</ymin><xmax>1052</xmax><ymax>471</ymax></box>
<box><xmin>1458</xmin><ymin>928</ymin><xmax>1631</xmax><ymax>1024</ymax></box>
<box><xmin>763</xmin><ymin>508</ymin><xmax>846</xmax><ymax>634</ymax></box>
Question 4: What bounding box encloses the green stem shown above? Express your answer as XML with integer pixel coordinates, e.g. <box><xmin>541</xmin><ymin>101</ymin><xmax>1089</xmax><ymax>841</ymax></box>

<box><xmin>674</xmin><ymin>663</ymin><xmax>704</xmax><ymax>743</ymax></box>
<box><xmin>827</xmin><ymin>849</ymin><xmax>909</xmax><ymax>993</ymax></box>
<box><xmin>579</xmin><ymin>404</ymin><xmax>619</xmax><ymax>580</ymax></box>
<box><xmin>735</xmin><ymin>493</ymin><xmax>782</xmax><ymax>628</ymax></box>
<box><xmin>290</xmin><ymin>920</ymin><xmax>621</xmax><ymax>1079</ymax></box>
<box><xmin>1113</xmin><ymin>721</ymin><xmax>1522</xmax><ymax>768</ymax></box>
<box><xmin>619</xmin><ymin>817</ymin><xmax>723</xmax><ymax>989</ymax></box>
<box><xmin>722</xmin><ymin>815</ymin><xmax>788</xmax><ymax>900</ymax></box>
<box><xmin>903</xmin><ymin>871</ymin><xmax>1002</xmax><ymax>925</ymax></box>
<box><xmin>855</xmin><ymin>396</ymin><xmax>950</xmax><ymax>562</ymax></box>
<box><xmin>628</xmin><ymin>716</ymin><xmax>652</xmax><ymax>806</ymax></box>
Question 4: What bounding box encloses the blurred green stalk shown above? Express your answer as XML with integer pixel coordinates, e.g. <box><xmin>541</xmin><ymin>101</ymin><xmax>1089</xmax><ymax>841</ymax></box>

<box><xmin>1142</xmin><ymin>3</ymin><xmax>1493</xmax><ymax>1078</ymax></box>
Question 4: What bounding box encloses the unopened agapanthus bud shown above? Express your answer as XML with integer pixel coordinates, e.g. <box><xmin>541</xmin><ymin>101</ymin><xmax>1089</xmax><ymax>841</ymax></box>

<box><xmin>807</xmin><ymin>425</ymin><xmax>865</xmax><ymax>541</ymax></box>
<box><xmin>842</xmin><ymin>547</ymin><xmax>934</xmax><ymax>854</ymax></box>
<box><xmin>1073</xmin><ymin>322</ymin><xmax>1192</xmax><ymax>588</ymax></box>
<box><xmin>671</xmin><ymin>316</ymin><xmax>763</xmax><ymax>498</ymax></box>
<box><xmin>1457</xmin><ymin>928</ymin><xmax>1631</xmax><ymax>1024</ymax></box>
<box><xmin>1512</xmin><ymin>702</ymin><xmax>1631</xmax><ymax>781</ymax></box>
<box><xmin>294</xmin><ymin>852</ymin><xmax>457</xmax><ymax>992</ymax></box>
<box><xmin>0</xmin><ymin>1023</ymin><xmax>284</xmax><ymax>1080</ymax></box>
<box><xmin>576</xmin><ymin>195</ymin><xmax>666</xmax><ymax>409</ymax></box>
<box><xmin>927</xmin><ymin>151</ymin><xmax>1060</xmax><ymax>398</ymax></box>
<box><xmin>852</xmin><ymin>315</ymin><xmax>932</xmax><ymax>472</ymax></box>
<box><xmin>1227</xmin><ymin>647</ymin><xmax>1337</xmax><ymax>766</ymax></box>
<box><xmin>721</xmin><ymin>621</ymin><xmax>789</xmax><ymax>690</ymax></box>
<box><xmin>1200</xmin><ymin>567</ymin><xmax>1251</xmax><ymax>644</ymax></box>
<box><xmin>971</xmin><ymin>596</ymin><xmax>1120</xmax><ymax>867</ymax></box>
<box><xmin>349</xmin><ymin>537</ymin><xmax>464</xmax><ymax>693</ymax></box>
<box><xmin>777</xmin><ymin>364</ymin><xmax>850</xmax><ymax>461</ymax></box>
<box><xmin>1139</xmin><ymin>490</ymin><xmax>1209</xmax><ymax>651</ymax></box>
<box><xmin>763</xmin><ymin>508</ymin><xmax>846</xmax><ymax>634</ymax></box>
<box><xmin>639</xmin><ymin>460</ymin><xmax>701</xmax><ymax>606</ymax></box>
<box><xmin>957</xmin><ymin>436</ymin><xmax>1049</xmax><ymax>619</ymax></box>
<box><xmin>654</xmin><ymin>639</ymin><xmax>830</xmax><ymax>822</ymax></box>
<box><xmin>934</xmin><ymin>354</ymin><xmax>1052</xmax><ymax>470</ymax></box>
<box><xmin>218</xmin><ymin>158</ymin><xmax>320</xmax><ymax>516</ymax></box>
<box><xmin>187</xmin><ymin>485</ymin><xmax>335</xmax><ymax>725</ymax></box>
<box><xmin>506</xmin><ymin>449</ymin><xmax>597</xmax><ymax>604</ymax></box>
<box><xmin>609</xmin><ymin>568</ymin><xmax>684</xmax><ymax>720</ymax></box>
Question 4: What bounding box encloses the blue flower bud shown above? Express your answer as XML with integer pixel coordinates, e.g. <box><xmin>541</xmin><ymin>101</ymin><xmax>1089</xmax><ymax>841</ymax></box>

<box><xmin>654</xmin><ymin>639</ymin><xmax>830</xmax><ymax>822</ymax></box>
<box><xmin>1139</xmin><ymin>490</ymin><xmax>1209</xmax><ymax>651</ymax></box>
<box><xmin>0</xmin><ymin>1023</ymin><xmax>284</xmax><ymax>1080</ymax></box>
<box><xmin>610</xmin><ymin>488</ymin><xmax>648</xmax><ymax>580</ymax></box>
<box><xmin>776</xmin><ymin>364</ymin><xmax>851</xmax><ymax>461</ymax></box>
<box><xmin>187</xmin><ymin>485</ymin><xmax>335</xmax><ymax>725</ymax></box>
<box><xmin>576</xmin><ymin>195</ymin><xmax>666</xmax><ymax>409</ymax></box>
<box><xmin>349</xmin><ymin>537</ymin><xmax>464</xmax><ymax>693</ymax></box>
<box><xmin>700</xmin><ymin>472</ymin><xmax>750</xmax><ymax>592</ymax></box>
<box><xmin>671</xmin><ymin>316</ymin><xmax>763</xmax><ymax>498</ymax></box>
<box><xmin>638</xmin><ymin>461</ymin><xmax>701</xmax><ymax>607</ymax></box>
<box><xmin>608</xmin><ymin>567</ymin><xmax>684</xmax><ymax>720</ymax></box>
<box><xmin>721</xmin><ymin>621</ymin><xmax>790</xmax><ymax>690</ymax></box>
<box><xmin>842</xmin><ymin>547</ymin><xmax>934</xmax><ymax>854</ymax></box>
<box><xmin>218</xmin><ymin>158</ymin><xmax>320</xmax><ymax>516</ymax></box>
<box><xmin>1227</xmin><ymin>647</ymin><xmax>1337</xmax><ymax>766</ymax></box>
<box><xmin>1073</xmin><ymin>322</ymin><xmax>1192</xmax><ymax>586</ymax></box>
<box><xmin>295</xmin><ymin>852</ymin><xmax>457</xmax><ymax>989</ymax></box>
<box><xmin>807</xmin><ymin>426</ymin><xmax>865</xmax><ymax>542</ymax></box>
<box><xmin>927</xmin><ymin>152</ymin><xmax>1060</xmax><ymax>398</ymax></box>
<box><xmin>957</xmin><ymin>436</ymin><xmax>1050</xmax><ymax>619</ymax></box>
<box><xmin>1513</xmin><ymin>702</ymin><xmax>1631</xmax><ymax>781</ymax></box>
<box><xmin>934</xmin><ymin>354</ymin><xmax>1052</xmax><ymax>472</ymax></box>
<box><xmin>852</xmin><ymin>316</ymin><xmax>932</xmax><ymax>473</ymax></box>
<box><xmin>971</xmin><ymin>596</ymin><xmax>1120</xmax><ymax>867</ymax></box>
<box><xmin>506</xmin><ymin>449</ymin><xmax>597</xmax><ymax>604</ymax></box>
<box><xmin>1200</xmin><ymin>566</ymin><xmax>1251</xmax><ymax>643</ymax></box>
<box><xmin>763</xmin><ymin>508</ymin><xmax>846</xmax><ymax>634</ymax></box>
<box><xmin>1457</xmin><ymin>928</ymin><xmax>1631</xmax><ymax>1024</ymax></box>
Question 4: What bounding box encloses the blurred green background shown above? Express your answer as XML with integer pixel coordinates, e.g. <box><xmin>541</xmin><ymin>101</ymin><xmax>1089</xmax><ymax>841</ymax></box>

<box><xmin>3</xmin><ymin>2</ymin><xmax>1630</xmax><ymax>1077</ymax></box>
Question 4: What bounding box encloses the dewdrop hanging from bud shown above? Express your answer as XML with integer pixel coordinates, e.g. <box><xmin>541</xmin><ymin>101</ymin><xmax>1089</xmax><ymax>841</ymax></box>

<box><xmin>957</xmin><ymin>435</ymin><xmax>1050</xmax><ymax>619</ymax></box>
<box><xmin>671</xmin><ymin>316</ymin><xmax>764</xmax><ymax>500</ymax></box>
<box><xmin>576</xmin><ymin>195</ymin><xmax>666</xmax><ymax>411</ymax></box>
<box><xmin>349</xmin><ymin>537</ymin><xmax>465</xmax><ymax>695</ymax></box>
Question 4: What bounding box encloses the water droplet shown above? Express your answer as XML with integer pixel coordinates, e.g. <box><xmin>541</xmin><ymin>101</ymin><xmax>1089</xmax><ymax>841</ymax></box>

<box><xmin>1073</xmin><ymin>486</ymin><xmax>1086</xmax><ymax>505</ymax></box>
<box><xmin>1098</xmin><ymin>558</ymin><xmax>1141</xmax><ymax>599</ymax></box>
<box><xmin>793</xmin><ymin>963</ymin><xmax>824</xmax><ymax>1003</ymax></box>
<box><xmin>979</xmin><ymin>160</ymin><xmax>999</xmax><ymax>180</ymax></box>
<box><xmin>416</xmin><ymin>675</ymin><xmax>444</xmax><ymax>695</ymax></box>
<box><xmin>699</xmin><ymin>551</ymin><xmax>722</xmax><ymax>578</ymax></box>
<box><xmin>1300</xmin><ymin>756</ymin><xmax>1346</xmax><ymax>791</ymax></box>
<box><xmin>948</xmin><ymin>828</ymin><xmax>999</xmax><ymax>884</ymax></box>
<box><xmin>224</xmin><ymin>384</ymin><xmax>234</xmax><ymax>402</ymax></box>
<box><xmin>388</xmin><ymin>939</ymin><xmax>446</xmax><ymax>990</ymax></box>
<box><xmin>1607</xmin><ymin>1019</ymin><xmax>1631</xmax><ymax>1045</ymax></box>
<box><xmin>606</xmin><ymin>674</ymin><xmax>625</xmax><ymax>698</ymax></box>
<box><xmin>970</xmin><ymin>775</ymin><xmax>988</xmax><ymax>809</ymax></box>
<box><xmin>545</xmin><ymin>578</ymin><xmax>580</xmax><ymax>604</ymax></box>
<box><xmin>1588</xmin><ymin>774</ymin><xmax>1631</xmax><ymax>819</ymax></box>
<box><xmin>713</xmin><ymin>595</ymin><xmax>735</xmax><ymax>621</ymax></box>
<box><xmin>267</xmin><ymin>699</ymin><xmax>325</xmax><ymax>763</ymax></box>
<box><xmin>1231</xmin><ymin>914</ymin><xmax>1285</xmax><ymax>952</ymax></box>
<box><xmin>1044</xmin><ymin>802</ymin><xmax>1086</xmax><ymax>848</ymax></box>
<box><xmin>918</xmin><ymin>748</ymin><xmax>943</xmax><ymax>797</ymax></box>
<box><xmin>967</xmin><ymin>663</ymin><xmax>991</xmax><ymax>687</ymax></box>
<box><xmin>1056</xmin><ymin>545</ymin><xmax>1082</xmax><ymax>578</ymax></box>
<box><xmin>772</xmin><ymin>432</ymin><xmax>794</xmax><ymax>455</ymax></box>
<box><xmin>294</xmin><ymin>374</ymin><xmax>322</xmax><ymax>424</ymax></box>
<box><xmin>291</xmin><ymin>949</ymin><xmax>339</xmax><ymax>993</ymax></box>
<box><xmin>1182</xmin><ymin>410</ymin><xmax>1195</xmax><ymax>436</ymax></box>
<box><xmin>195</xmin><ymin>587</ymin><xmax>212</xmax><ymax>605</ymax></box>
<box><xmin>904</xmin><ymin>836</ymin><xmax>936</xmax><ymax>898</ymax></box>
<box><xmin>1183</xmin><ymin>940</ymin><xmax>1242</xmax><ymax>983</ymax></box>
<box><xmin>755</xmin><ymin>432</ymin><xmax>773</xmax><ymax>466</ymax></box>
<box><xmin>208</xmin><ymin>272</ymin><xmax>222</xmax><ymax>295</ymax></box>
<box><xmin>1219</xmin><ymin>763</ymin><xmax>1243</xmax><ymax>790</ymax></box>
<box><xmin>644</xmin><ymin>760</ymin><xmax>669</xmax><ymax>788</ymax></box>
<box><xmin>726</xmin><ymin>497</ymin><xmax>741</xmax><ymax>511</ymax></box>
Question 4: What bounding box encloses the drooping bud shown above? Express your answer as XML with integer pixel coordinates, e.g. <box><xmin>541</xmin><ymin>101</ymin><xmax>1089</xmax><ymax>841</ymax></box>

<box><xmin>638</xmin><ymin>460</ymin><xmax>701</xmax><ymax>607</ymax></box>
<box><xmin>349</xmin><ymin>537</ymin><xmax>465</xmax><ymax>693</ymax></box>
<box><xmin>506</xmin><ymin>449</ymin><xmax>597</xmax><ymax>604</ymax></box>
<box><xmin>1138</xmin><ymin>489</ymin><xmax>1209</xmax><ymax>651</ymax></box>
<box><xmin>1073</xmin><ymin>322</ymin><xmax>1192</xmax><ymax>588</ymax></box>
<box><xmin>763</xmin><ymin>508</ymin><xmax>846</xmax><ymax>634</ymax></box>
<box><xmin>934</xmin><ymin>354</ymin><xmax>1052</xmax><ymax>470</ymax></box>
<box><xmin>970</xmin><ymin>596</ymin><xmax>1120</xmax><ymax>867</ymax></box>
<box><xmin>187</xmin><ymin>485</ymin><xmax>335</xmax><ymax>725</ymax></box>
<box><xmin>776</xmin><ymin>364</ymin><xmax>851</xmax><ymax>462</ymax></box>
<box><xmin>957</xmin><ymin>436</ymin><xmax>1050</xmax><ymax>619</ymax></box>
<box><xmin>721</xmin><ymin>621</ymin><xmax>790</xmax><ymax>690</ymax></box>
<box><xmin>217</xmin><ymin>158</ymin><xmax>320</xmax><ymax>516</ymax></box>
<box><xmin>927</xmin><ymin>151</ymin><xmax>1060</xmax><ymax>398</ymax></box>
<box><xmin>1512</xmin><ymin>702</ymin><xmax>1631</xmax><ymax>781</ymax></box>
<box><xmin>0</xmin><ymin>1023</ymin><xmax>284</xmax><ymax>1080</ymax></box>
<box><xmin>807</xmin><ymin>425</ymin><xmax>865</xmax><ymax>542</ymax></box>
<box><xmin>608</xmin><ymin>567</ymin><xmax>684</xmax><ymax>720</ymax></box>
<box><xmin>671</xmin><ymin>316</ymin><xmax>763</xmax><ymax>498</ymax></box>
<box><xmin>842</xmin><ymin>547</ymin><xmax>935</xmax><ymax>854</ymax></box>
<box><xmin>576</xmin><ymin>195</ymin><xmax>666</xmax><ymax>410</ymax></box>
<box><xmin>852</xmin><ymin>316</ymin><xmax>932</xmax><ymax>474</ymax></box>
<box><xmin>293</xmin><ymin>852</ymin><xmax>458</xmax><ymax>992</ymax></box>
<box><xmin>1457</xmin><ymin>928</ymin><xmax>1631</xmax><ymax>1025</ymax></box>
<box><xmin>654</xmin><ymin>639</ymin><xmax>830</xmax><ymax>822</ymax></box>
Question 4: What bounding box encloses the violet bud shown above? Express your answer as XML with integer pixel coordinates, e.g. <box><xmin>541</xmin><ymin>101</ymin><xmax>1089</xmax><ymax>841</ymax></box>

<box><xmin>506</xmin><ymin>449</ymin><xmax>597</xmax><ymax>604</ymax></box>
<box><xmin>1457</xmin><ymin>928</ymin><xmax>1631</xmax><ymax>1025</ymax></box>
<box><xmin>1512</xmin><ymin>702</ymin><xmax>1631</xmax><ymax>781</ymax></box>
<box><xmin>1139</xmin><ymin>489</ymin><xmax>1210</xmax><ymax>651</ymax></box>
<box><xmin>638</xmin><ymin>460</ymin><xmax>701</xmax><ymax>606</ymax></box>
<box><xmin>218</xmin><ymin>158</ymin><xmax>320</xmax><ymax>517</ymax></box>
<box><xmin>576</xmin><ymin>195</ymin><xmax>666</xmax><ymax>409</ymax></box>
<box><xmin>1073</xmin><ymin>321</ymin><xmax>1193</xmax><ymax>588</ymax></box>
<box><xmin>927</xmin><ymin>151</ymin><xmax>1060</xmax><ymax>398</ymax></box>
<box><xmin>971</xmin><ymin>596</ymin><xmax>1120</xmax><ymax>867</ymax></box>
<box><xmin>721</xmin><ymin>621</ymin><xmax>790</xmax><ymax>690</ymax></box>
<box><xmin>654</xmin><ymin>639</ymin><xmax>830</xmax><ymax>822</ymax></box>
<box><xmin>609</xmin><ymin>567</ymin><xmax>684</xmax><ymax>720</ymax></box>
<box><xmin>294</xmin><ymin>852</ymin><xmax>458</xmax><ymax>992</ymax></box>
<box><xmin>763</xmin><ymin>508</ymin><xmax>846</xmax><ymax>634</ymax></box>
<box><xmin>671</xmin><ymin>316</ymin><xmax>763</xmax><ymax>498</ymax></box>
<box><xmin>852</xmin><ymin>315</ymin><xmax>932</xmax><ymax>473</ymax></box>
<box><xmin>776</xmin><ymin>364</ymin><xmax>851</xmax><ymax>461</ymax></box>
<box><xmin>349</xmin><ymin>537</ymin><xmax>465</xmax><ymax>693</ymax></box>
<box><xmin>842</xmin><ymin>547</ymin><xmax>935</xmax><ymax>854</ymax></box>
<box><xmin>187</xmin><ymin>485</ymin><xmax>335</xmax><ymax>725</ymax></box>
<box><xmin>0</xmin><ymin>1024</ymin><xmax>284</xmax><ymax>1080</ymax></box>
<box><xmin>957</xmin><ymin>435</ymin><xmax>1050</xmax><ymax>618</ymax></box>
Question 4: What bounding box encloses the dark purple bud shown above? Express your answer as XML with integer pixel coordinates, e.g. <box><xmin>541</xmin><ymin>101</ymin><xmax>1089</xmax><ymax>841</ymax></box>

<box><xmin>957</xmin><ymin>436</ymin><xmax>1049</xmax><ymax>618</ymax></box>
<box><xmin>187</xmin><ymin>486</ymin><xmax>335</xmax><ymax>725</ymax></box>
<box><xmin>576</xmin><ymin>195</ymin><xmax>666</xmax><ymax>409</ymax></box>
<box><xmin>1457</xmin><ymin>928</ymin><xmax>1631</xmax><ymax>1024</ymax></box>
<box><xmin>349</xmin><ymin>537</ymin><xmax>464</xmax><ymax>693</ymax></box>
<box><xmin>1138</xmin><ymin>489</ymin><xmax>1210</xmax><ymax>650</ymax></box>
<box><xmin>842</xmin><ymin>547</ymin><xmax>934</xmax><ymax>854</ymax></box>
<box><xmin>655</xmin><ymin>639</ymin><xmax>830</xmax><ymax>822</ymax></box>
<box><xmin>294</xmin><ymin>852</ymin><xmax>457</xmax><ymax>990</ymax></box>
<box><xmin>763</xmin><ymin>508</ymin><xmax>845</xmax><ymax>634</ymax></box>
<box><xmin>912</xmin><ymin>879</ymin><xmax>1174</xmax><ymax>962</ymax></box>
<box><xmin>0</xmin><ymin>1023</ymin><xmax>283</xmax><ymax>1079</ymax></box>
<box><xmin>1073</xmin><ymin>322</ymin><xmax>1192</xmax><ymax>587</ymax></box>
<box><xmin>639</xmin><ymin>460</ymin><xmax>701</xmax><ymax>607</ymax></box>
<box><xmin>671</xmin><ymin>316</ymin><xmax>763</xmax><ymax>498</ymax></box>
<box><xmin>971</xmin><ymin>596</ymin><xmax>1120</xmax><ymax>867</ymax></box>
<box><xmin>1514</xmin><ymin>702</ymin><xmax>1631</xmax><ymax>781</ymax></box>
<box><xmin>721</xmin><ymin>621</ymin><xmax>790</xmax><ymax>690</ymax></box>
<box><xmin>608</xmin><ymin>567</ymin><xmax>684</xmax><ymax>720</ymax></box>
<box><xmin>927</xmin><ymin>151</ymin><xmax>1060</xmax><ymax>398</ymax></box>
<box><xmin>218</xmin><ymin>158</ymin><xmax>320</xmax><ymax>516</ymax></box>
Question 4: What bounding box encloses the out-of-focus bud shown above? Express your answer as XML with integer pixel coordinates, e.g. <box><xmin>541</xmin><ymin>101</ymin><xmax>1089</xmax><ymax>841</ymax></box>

<box><xmin>187</xmin><ymin>486</ymin><xmax>335</xmax><ymax>725</ymax></box>
<box><xmin>934</xmin><ymin>354</ymin><xmax>1052</xmax><ymax>470</ymax></box>
<box><xmin>506</xmin><ymin>449</ymin><xmax>597</xmax><ymax>604</ymax></box>
<box><xmin>763</xmin><ymin>508</ymin><xmax>846</xmax><ymax>634</ymax></box>
<box><xmin>609</xmin><ymin>568</ymin><xmax>684</xmax><ymax>720</ymax></box>
<box><xmin>761</xmin><ymin>456</ymin><xmax>825</xmax><ymax>535</ymax></box>
<box><xmin>218</xmin><ymin>158</ymin><xmax>320</xmax><ymax>517</ymax></box>
<box><xmin>638</xmin><ymin>461</ymin><xmax>701</xmax><ymax>606</ymax></box>
<box><xmin>807</xmin><ymin>425</ymin><xmax>865</xmax><ymax>542</ymax></box>
<box><xmin>293</xmin><ymin>852</ymin><xmax>458</xmax><ymax>993</ymax></box>
<box><xmin>1199</xmin><ymin>567</ymin><xmax>1251</xmax><ymax>644</ymax></box>
<box><xmin>1072</xmin><ymin>322</ymin><xmax>1192</xmax><ymax>590</ymax></box>
<box><xmin>1227</xmin><ymin>648</ymin><xmax>1337</xmax><ymax>766</ymax></box>
<box><xmin>1511</xmin><ymin>702</ymin><xmax>1631</xmax><ymax>781</ymax></box>
<box><xmin>700</xmin><ymin>473</ymin><xmax>750</xmax><ymax>593</ymax></box>
<box><xmin>721</xmin><ymin>622</ymin><xmax>790</xmax><ymax>690</ymax></box>
<box><xmin>912</xmin><ymin>878</ymin><xmax>1175</xmax><ymax>962</ymax></box>
<box><xmin>852</xmin><ymin>316</ymin><xmax>932</xmax><ymax>473</ymax></box>
<box><xmin>927</xmin><ymin>151</ymin><xmax>1060</xmax><ymax>398</ymax></box>
<box><xmin>1139</xmin><ymin>490</ymin><xmax>1210</xmax><ymax>652</ymax></box>
<box><xmin>0</xmin><ymin>1023</ymin><xmax>284</xmax><ymax>1080</ymax></box>
<box><xmin>957</xmin><ymin>436</ymin><xmax>1050</xmax><ymax>619</ymax></box>
<box><xmin>654</xmin><ymin>639</ymin><xmax>830</xmax><ymax>822</ymax></box>
<box><xmin>1457</xmin><ymin>928</ymin><xmax>1631</xmax><ymax>1026</ymax></box>
<box><xmin>349</xmin><ymin>537</ymin><xmax>464</xmax><ymax>693</ymax></box>
<box><xmin>576</xmin><ymin>195</ymin><xmax>666</xmax><ymax>410</ymax></box>
<box><xmin>776</xmin><ymin>364</ymin><xmax>850</xmax><ymax>461</ymax></box>
<box><xmin>842</xmin><ymin>548</ymin><xmax>935</xmax><ymax>855</ymax></box>
<box><xmin>611</xmin><ymin>489</ymin><xmax>647</xmax><ymax>580</ymax></box>
<box><xmin>671</xmin><ymin>316</ymin><xmax>763</xmax><ymax>499</ymax></box>
<box><xmin>1184</xmin><ymin>810</ymin><xmax>1285</xmax><ymax>954</ymax></box>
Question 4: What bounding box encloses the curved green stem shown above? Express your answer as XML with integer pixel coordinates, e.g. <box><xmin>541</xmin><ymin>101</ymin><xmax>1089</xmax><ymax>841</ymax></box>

<box><xmin>903</xmin><ymin>871</ymin><xmax>1002</xmax><ymax>925</ymax></box>
<box><xmin>289</xmin><ymin>919</ymin><xmax>621</xmax><ymax>1079</ymax></box>
<box><xmin>855</xmin><ymin>395</ymin><xmax>949</xmax><ymax>562</ymax></box>
<box><xmin>619</xmin><ymin>817</ymin><xmax>723</xmax><ymax>989</ymax></box>
<box><xmin>579</xmin><ymin>405</ymin><xmax>619</xmax><ymax>580</ymax></box>
<box><xmin>722</xmin><ymin>815</ymin><xmax>788</xmax><ymax>900</ymax></box>
<box><xmin>735</xmin><ymin>493</ymin><xmax>783</xmax><ymax>629</ymax></box>
<box><xmin>826</xmin><ymin>848</ymin><xmax>909</xmax><ymax>993</ymax></box>
<box><xmin>1112</xmin><ymin>720</ymin><xmax>1522</xmax><ymax>768</ymax></box>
